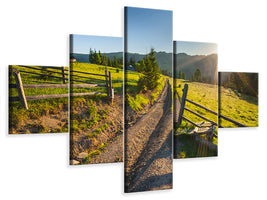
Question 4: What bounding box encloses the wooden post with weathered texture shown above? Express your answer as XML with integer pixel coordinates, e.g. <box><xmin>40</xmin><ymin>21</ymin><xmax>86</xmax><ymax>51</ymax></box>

<box><xmin>62</xmin><ymin>66</ymin><xmax>66</xmax><ymax>84</ymax></box>
<box><xmin>177</xmin><ymin>84</ymin><xmax>188</xmax><ymax>126</ymax></box>
<box><xmin>109</xmin><ymin>71</ymin><xmax>113</xmax><ymax>102</ymax></box>
<box><xmin>12</xmin><ymin>68</ymin><xmax>28</xmax><ymax>110</ymax></box>
<box><xmin>105</xmin><ymin>65</ymin><xmax>109</xmax><ymax>96</ymax></box>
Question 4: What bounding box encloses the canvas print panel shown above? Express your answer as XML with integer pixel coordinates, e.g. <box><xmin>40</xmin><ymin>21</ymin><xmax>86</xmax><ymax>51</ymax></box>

<box><xmin>9</xmin><ymin>65</ymin><xmax>69</xmax><ymax>134</ymax></box>
<box><xmin>69</xmin><ymin>35</ymin><xmax>123</xmax><ymax>165</ymax></box>
<box><xmin>124</xmin><ymin>7</ymin><xmax>173</xmax><ymax>193</ymax></box>
<box><xmin>173</xmin><ymin>41</ymin><xmax>218</xmax><ymax>159</ymax></box>
<box><xmin>219</xmin><ymin>72</ymin><xmax>258</xmax><ymax>127</ymax></box>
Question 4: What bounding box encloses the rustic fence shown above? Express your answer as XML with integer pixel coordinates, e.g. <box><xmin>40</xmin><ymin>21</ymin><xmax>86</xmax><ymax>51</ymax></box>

<box><xmin>70</xmin><ymin>65</ymin><xmax>114</xmax><ymax>102</ymax></box>
<box><xmin>175</xmin><ymin>84</ymin><xmax>247</xmax><ymax>131</ymax></box>
<box><xmin>9</xmin><ymin>65</ymin><xmax>114</xmax><ymax>110</ymax></box>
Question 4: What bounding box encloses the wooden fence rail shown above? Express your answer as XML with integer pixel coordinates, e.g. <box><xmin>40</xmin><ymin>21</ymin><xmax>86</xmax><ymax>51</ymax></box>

<box><xmin>70</xmin><ymin>65</ymin><xmax>114</xmax><ymax>103</ymax></box>
<box><xmin>9</xmin><ymin>65</ymin><xmax>114</xmax><ymax>110</ymax></box>
<box><xmin>175</xmin><ymin>84</ymin><xmax>247</xmax><ymax>128</ymax></box>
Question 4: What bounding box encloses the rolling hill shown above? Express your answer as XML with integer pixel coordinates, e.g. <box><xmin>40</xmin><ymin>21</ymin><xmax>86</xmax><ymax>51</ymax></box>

<box><xmin>174</xmin><ymin>53</ymin><xmax>218</xmax><ymax>84</ymax></box>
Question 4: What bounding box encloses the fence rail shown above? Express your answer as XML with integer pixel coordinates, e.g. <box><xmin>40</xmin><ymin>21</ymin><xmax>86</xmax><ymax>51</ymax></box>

<box><xmin>175</xmin><ymin>84</ymin><xmax>247</xmax><ymax>129</ymax></box>
<box><xmin>9</xmin><ymin>65</ymin><xmax>114</xmax><ymax>110</ymax></box>
<box><xmin>70</xmin><ymin>65</ymin><xmax>114</xmax><ymax>102</ymax></box>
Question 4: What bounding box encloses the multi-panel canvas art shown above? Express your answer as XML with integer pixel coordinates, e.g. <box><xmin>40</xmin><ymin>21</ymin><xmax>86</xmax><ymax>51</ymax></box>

<box><xmin>6</xmin><ymin>5</ymin><xmax>261</xmax><ymax>196</ymax></box>
<box><xmin>173</xmin><ymin>41</ymin><xmax>218</xmax><ymax>158</ymax></box>
<box><xmin>8</xmin><ymin>65</ymin><xmax>69</xmax><ymax>134</ymax></box>
<box><xmin>69</xmin><ymin>35</ymin><xmax>123</xmax><ymax>165</ymax></box>
<box><xmin>219</xmin><ymin>72</ymin><xmax>258</xmax><ymax>127</ymax></box>
<box><xmin>124</xmin><ymin>7</ymin><xmax>173</xmax><ymax>192</ymax></box>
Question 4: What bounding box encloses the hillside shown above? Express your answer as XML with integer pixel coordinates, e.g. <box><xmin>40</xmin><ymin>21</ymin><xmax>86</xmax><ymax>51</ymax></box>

<box><xmin>174</xmin><ymin>53</ymin><xmax>218</xmax><ymax>84</ymax></box>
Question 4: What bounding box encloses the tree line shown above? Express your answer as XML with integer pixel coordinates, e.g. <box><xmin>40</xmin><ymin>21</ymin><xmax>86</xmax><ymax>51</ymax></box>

<box><xmin>220</xmin><ymin>72</ymin><xmax>258</xmax><ymax>97</ymax></box>
<box><xmin>177</xmin><ymin>68</ymin><xmax>202</xmax><ymax>82</ymax></box>
<box><xmin>89</xmin><ymin>49</ymin><xmax>123</xmax><ymax>69</ymax></box>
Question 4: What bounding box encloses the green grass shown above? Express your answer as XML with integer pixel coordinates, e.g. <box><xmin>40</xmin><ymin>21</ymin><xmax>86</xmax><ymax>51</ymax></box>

<box><xmin>219</xmin><ymin>86</ymin><xmax>258</xmax><ymax>127</ymax></box>
<box><xmin>71</xmin><ymin>62</ymin><xmax>123</xmax><ymax>95</ymax></box>
<box><xmin>83</xmin><ymin>150</ymin><xmax>101</xmax><ymax>162</ymax></box>
<box><xmin>9</xmin><ymin>65</ymin><xmax>69</xmax><ymax>134</ymax></box>
<box><xmin>175</xmin><ymin>79</ymin><xmax>218</xmax><ymax>130</ymax></box>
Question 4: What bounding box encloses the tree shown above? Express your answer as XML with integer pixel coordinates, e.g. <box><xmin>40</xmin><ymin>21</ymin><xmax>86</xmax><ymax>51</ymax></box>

<box><xmin>89</xmin><ymin>48</ymin><xmax>96</xmax><ymax>63</ymax></box>
<box><xmin>102</xmin><ymin>54</ymin><xmax>107</xmax><ymax>65</ymax></box>
<box><xmin>182</xmin><ymin>72</ymin><xmax>186</xmax><ymax>80</ymax></box>
<box><xmin>193</xmin><ymin>68</ymin><xmax>202</xmax><ymax>82</ymax></box>
<box><xmin>98</xmin><ymin>50</ymin><xmax>102</xmax><ymax>64</ymax></box>
<box><xmin>178</xmin><ymin>70</ymin><xmax>182</xmax><ymax>79</ymax></box>
<box><xmin>137</xmin><ymin>48</ymin><xmax>161</xmax><ymax>91</ymax></box>
<box><xmin>107</xmin><ymin>57</ymin><xmax>112</xmax><ymax>67</ymax></box>
<box><xmin>95</xmin><ymin>53</ymin><xmax>101</xmax><ymax>65</ymax></box>
<box><xmin>113</xmin><ymin>56</ymin><xmax>118</xmax><ymax>68</ymax></box>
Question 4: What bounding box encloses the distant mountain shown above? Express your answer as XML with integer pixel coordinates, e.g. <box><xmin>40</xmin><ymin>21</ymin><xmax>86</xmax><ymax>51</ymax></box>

<box><xmin>174</xmin><ymin>53</ymin><xmax>218</xmax><ymax>84</ymax></box>
<box><xmin>71</xmin><ymin>52</ymin><xmax>123</xmax><ymax>63</ymax></box>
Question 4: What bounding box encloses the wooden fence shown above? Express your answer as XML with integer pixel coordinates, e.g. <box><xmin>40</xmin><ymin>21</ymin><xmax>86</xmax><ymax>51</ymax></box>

<box><xmin>175</xmin><ymin>84</ymin><xmax>247</xmax><ymax>130</ymax></box>
<box><xmin>9</xmin><ymin>65</ymin><xmax>114</xmax><ymax>110</ymax></box>
<box><xmin>70</xmin><ymin>65</ymin><xmax>114</xmax><ymax>102</ymax></box>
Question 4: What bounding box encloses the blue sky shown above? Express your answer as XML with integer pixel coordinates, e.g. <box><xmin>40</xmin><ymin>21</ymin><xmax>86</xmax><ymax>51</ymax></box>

<box><xmin>71</xmin><ymin>34</ymin><xmax>122</xmax><ymax>54</ymax></box>
<box><xmin>126</xmin><ymin>7</ymin><xmax>173</xmax><ymax>54</ymax></box>
<box><xmin>175</xmin><ymin>41</ymin><xmax>217</xmax><ymax>56</ymax></box>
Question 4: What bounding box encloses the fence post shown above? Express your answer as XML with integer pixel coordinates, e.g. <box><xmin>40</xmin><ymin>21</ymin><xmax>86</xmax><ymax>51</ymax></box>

<box><xmin>177</xmin><ymin>84</ymin><xmax>188</xmax><ymax>126</ymax></box>
<box><xmin>12</xmin><ymin>68</ymin><xmax>28</xmax><ymax>110</ymax></box>
<box><xmin>62</xmin><ymin>66</ymin><xmax>66</xmax><ymax>84</ymax></box>
<box><xmin>109</xmin><ymin>71</ymin><xmax>113</xmax><ymax>103</ymax></box>
<box><xmin>105</xmin><ymin>65</ymin><xmax>109</xmax><ymax>96</ymax></box>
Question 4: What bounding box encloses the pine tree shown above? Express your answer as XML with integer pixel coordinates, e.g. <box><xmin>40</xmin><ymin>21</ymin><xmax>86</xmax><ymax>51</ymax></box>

<box><xmin>113</xmin><ymin>56</ymin><xmax>118</xmax><ymax>68</ymax></box>
<box><xmin>138</xmin><ymin>48</ymin><xmax>161</xmax><ymax>90</ymax></box>
<box><xmin>179</xmin><ymin>70</ymin><xmax>182</xmax><ymax>79</ymax></box>
<box><xmin>95</xmin><ymin>53</ymin><xmax>101</xmax><ymax>65</ymax></box>
<box><xmin>193</xmin><ymin>68</ymin><xmax>202</xmax><ymax>82</ymax></box>
<box><xmin>89</xmin><ymin>48</ymin><xmax>95</xmax><ymax>63</ymax></box>
<box><xmin>182</xmin><ymin>72</ymin><xmax>186</xmax><ymax>80</ymax></box>
<box><xmin>102</xmin><ymin>54</ymin><xmax>107</xmax><ymax>65</ymax></box>
<box><xmin>107</xmin><ymin>57</ymin><xmax>112</xmax><ymax>67</ymax></box>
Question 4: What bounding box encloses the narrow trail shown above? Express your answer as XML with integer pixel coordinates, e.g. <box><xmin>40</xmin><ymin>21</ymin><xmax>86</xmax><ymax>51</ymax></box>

<box><xmin>125</xmin><ymin>80</ymin><xmax>173</xmax><ymax>192</ymax></box>
<box><xmin>90</xmin><ymin>133</ymin><xmax>123</xmax><ymax>164</ymax></box>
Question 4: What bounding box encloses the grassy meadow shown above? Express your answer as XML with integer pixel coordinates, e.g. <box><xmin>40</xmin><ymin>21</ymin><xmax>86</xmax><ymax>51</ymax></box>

<box><xmin>9</xmin><ymin>65</ymin><xmax>69</xmax><ymax>134</ymax></box>
<box><xmin>219</xmin><ymin>86</ymin><xmax>258</xmax><ymax>127</ymax></box>
<box><xmin>71</xmin><ymin>62</ymin><xmax>123</xmax><ymax>95</ymax></box>
<box><xmin>175</xmin><ymin>79</ymin><xmax>218</xmax><ymax>135</ymax></box>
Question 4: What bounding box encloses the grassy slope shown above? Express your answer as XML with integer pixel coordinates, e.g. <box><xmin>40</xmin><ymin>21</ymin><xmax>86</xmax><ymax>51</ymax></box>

<box><xmin>71</xmin><ymin>62</ymin><xmax>123</xmax><ymax>95</ymax></box>
<box><xmin>70</xmin><ymin>62</ymin><xmax>123</xmax><ymax>131</ymax></box>
<box><xmin>9</xmin><ymin>65</ymin><xmax>69</xmax><ymax>134</ymax></box>
<box><xmin>125</xmin><ymin>69</ymin><xmax>170</xmax><ymax>112</ymax></box>
<box><xmin>175</xmin><ymin>79</ymin><xmax>218</xmax><ymax>133</ymax></box>
<box><xmin>219</xmin><ymin>86</ymin><xmax>258</xmax><ymax>127</ymax></box>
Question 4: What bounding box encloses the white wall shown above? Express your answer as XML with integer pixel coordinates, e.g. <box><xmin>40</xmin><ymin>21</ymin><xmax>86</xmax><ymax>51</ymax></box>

<box><xmin>1</xmin><ymin>0</ymin><xmax>266</xmax><ymax>200</ymax></box>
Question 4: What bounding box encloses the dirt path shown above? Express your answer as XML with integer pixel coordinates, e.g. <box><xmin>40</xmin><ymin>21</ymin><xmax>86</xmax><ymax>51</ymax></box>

<box><xmin>125</xmin><ymin>80</ymin><xmax>173</xmax><ymax>192</ymax></box>
<box><xmin>90</xmin><ymin>133</ymin><xmax>123</xmax><ymax>164</ymax></box>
